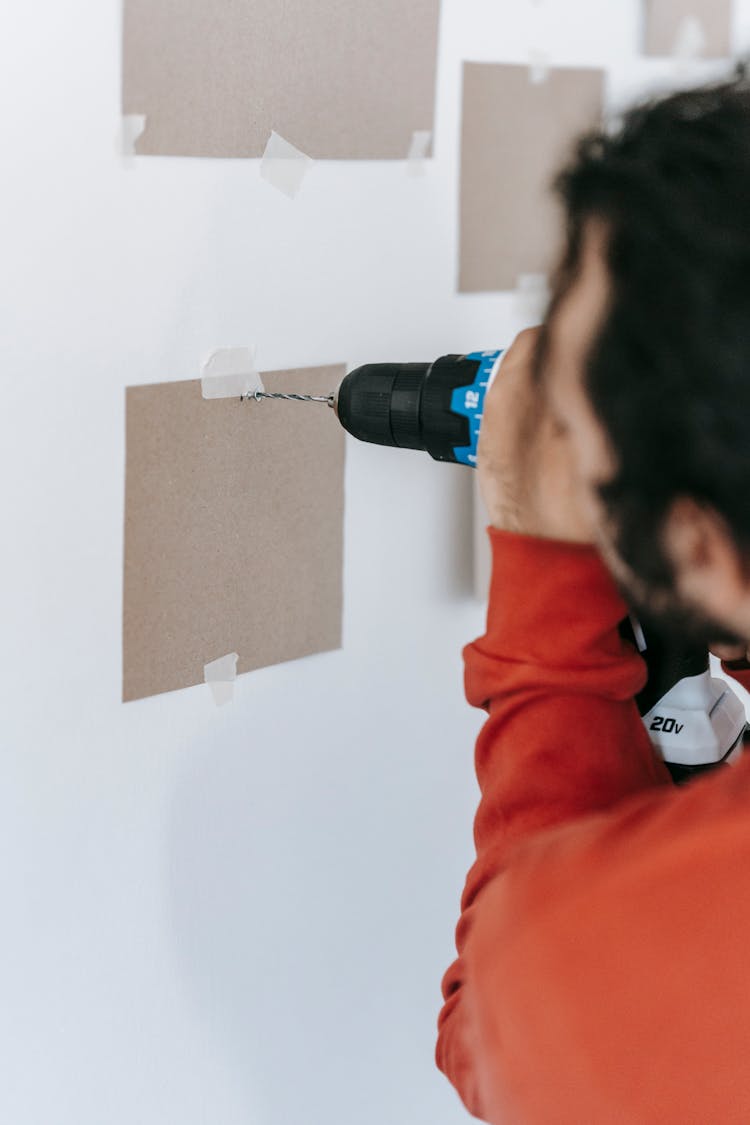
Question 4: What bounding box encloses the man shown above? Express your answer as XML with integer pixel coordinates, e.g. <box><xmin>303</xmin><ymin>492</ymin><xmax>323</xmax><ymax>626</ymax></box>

<box><xmin>436</xmin><ymin>66</ymin><xmax>750</xmax><ymax>1123</ymax></box>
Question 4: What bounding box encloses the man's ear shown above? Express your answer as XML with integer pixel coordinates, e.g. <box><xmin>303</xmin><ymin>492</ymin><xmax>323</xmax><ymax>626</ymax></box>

<box><xmin>662</xmin><ymin>497</ymin><xmax>749</xmax><ymax>624</ymax></box>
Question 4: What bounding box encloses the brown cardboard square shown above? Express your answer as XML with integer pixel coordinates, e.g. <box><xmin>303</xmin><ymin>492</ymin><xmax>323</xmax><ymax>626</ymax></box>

<box><xmin>122</xmin><ymin>0</ymin><xmax>441</xmax><ymax>159</ymax></box>
<box><xmin>123</xmin><ymin>365</ymin><xmax>346</xmax><ymax>702</ymax></box>
<box><xmin>644</xmin><ymin>0</ymin><xmax>732</xmax><ymax>58</ymax></box>
<box><xmin>459</xmin><ymin>63</ymin><xmax>605</xmax><ymax>293</ymax></box>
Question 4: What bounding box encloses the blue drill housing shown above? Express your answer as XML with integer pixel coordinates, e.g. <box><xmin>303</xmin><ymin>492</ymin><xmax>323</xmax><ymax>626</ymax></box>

<box><xmin>449</xmin><ymin>350</ymin><xmax>504</xmax><ymax>466</ymax></box>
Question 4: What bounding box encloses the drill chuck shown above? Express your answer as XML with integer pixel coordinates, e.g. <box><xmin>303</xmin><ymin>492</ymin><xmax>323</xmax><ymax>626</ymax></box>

<box><xmin>335</xmin><ymin>351</ymin><xmax>504</xmax><ymax>466</ymax></box>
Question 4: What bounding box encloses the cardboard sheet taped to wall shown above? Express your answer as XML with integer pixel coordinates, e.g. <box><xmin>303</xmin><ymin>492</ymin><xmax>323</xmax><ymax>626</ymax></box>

<box><xmin>122</xmin><ymin>0</ymin><xmax>441</xmax><ymax>158</ymax></box>
<box><xmin>459</xmin><ymin>62</ymin><xmax>605</xmax><ymax>293</ymax></box>
<box><xmin>123</xmin><ymin>365</ymin><xmax>346</xmax><ymax>703</ymax></box>
<box><xmin>643</xmin><ymin>0</ymin><xmax>732</xmax><ymax>58</ymax></box>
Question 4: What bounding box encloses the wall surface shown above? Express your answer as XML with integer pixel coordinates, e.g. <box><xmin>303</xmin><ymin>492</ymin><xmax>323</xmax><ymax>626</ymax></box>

<box><xmin>1</xmin><ymin>3</ymin><xmax>747</xmax><ymax>1122</ymax></box>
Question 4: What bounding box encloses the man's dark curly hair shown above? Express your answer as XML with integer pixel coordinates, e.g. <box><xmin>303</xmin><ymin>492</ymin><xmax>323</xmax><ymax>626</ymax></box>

<box><xmin>543</xmin><ymin>60</ymin><xmax>750</xmax><ymax>602</ymax></box>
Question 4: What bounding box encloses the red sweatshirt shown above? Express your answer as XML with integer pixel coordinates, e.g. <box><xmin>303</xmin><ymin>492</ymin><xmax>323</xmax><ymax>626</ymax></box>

<box><xmin>436</xmin><ymin>527</ymin><xmax>750</xmax><ymax>1124</ymax></box>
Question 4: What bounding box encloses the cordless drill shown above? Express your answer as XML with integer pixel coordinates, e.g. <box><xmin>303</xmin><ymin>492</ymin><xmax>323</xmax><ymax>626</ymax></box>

<box><xmin>256</xmin><ymin>348</ymin><xmax>749</xmax><ymax>783</ymax></box>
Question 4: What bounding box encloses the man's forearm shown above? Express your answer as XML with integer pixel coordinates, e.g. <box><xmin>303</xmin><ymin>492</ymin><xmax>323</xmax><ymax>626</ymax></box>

<box><xmin>435</xmin><ymin>528</ymin><xmax>672</xmax><ymax>1119</ymax></box>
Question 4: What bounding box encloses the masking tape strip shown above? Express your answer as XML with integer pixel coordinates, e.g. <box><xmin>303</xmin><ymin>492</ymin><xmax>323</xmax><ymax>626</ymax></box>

<box><xmin>260</xmin><ymin>131</ymin><xmax>314</xmax><ymax>199</ymax></box>
<box><xmin>120</xmin><ymin>114</ymin><xmax>147</xmax><ymax>160</ymax></box>
<box><xmin>204</xmin><ymin>652</ymin><xmax>239</xmax><ymax>707</ymax></box>
<box><xmin>672</xmin><ymin>15</ymin><xmax>707</xmax><ymax>61</ymax></box>
<box><xmin>407</xmin><ymin>130</ymin><xmax>432</xmax><ymax>177</ymax></box>
<box><xmin>513</xmin><ymin>273</ymin><xmax>550</xmax><ymax>324</ymax></box>
<box><xmin>201</xmin><ymin>347</ymin><xmax>265</xmax><ymax>400</ymax></box>
<box><xmin>528</xmin><ymin>50</ymin><xmax>550</xmax><ymax>84</ymax></box>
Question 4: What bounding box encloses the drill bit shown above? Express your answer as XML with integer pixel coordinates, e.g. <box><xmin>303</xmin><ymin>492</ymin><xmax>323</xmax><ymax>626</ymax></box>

<box><xmin>241</xmin><ymin>390</ymin><xmax>335</xmax><ymax>407</ymax></box>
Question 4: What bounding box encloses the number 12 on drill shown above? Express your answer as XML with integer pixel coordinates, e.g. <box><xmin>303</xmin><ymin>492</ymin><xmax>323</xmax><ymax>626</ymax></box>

<box><xmin>450</xmin><ymin>350</ymin><xmax>505</xmax><ymax>466</ymax></box>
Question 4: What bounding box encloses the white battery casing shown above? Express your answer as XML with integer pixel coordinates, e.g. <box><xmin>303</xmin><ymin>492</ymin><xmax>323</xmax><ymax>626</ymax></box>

<box><xmin>642</xmin><ymin>671</ymin><xmax>747</xmax><ymax>766</ymax></box>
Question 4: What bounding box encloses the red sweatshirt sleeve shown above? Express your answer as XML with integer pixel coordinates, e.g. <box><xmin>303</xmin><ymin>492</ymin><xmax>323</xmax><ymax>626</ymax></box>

<box><xmin>435</xmin><ymin>527</ymin><xmax>673</xmax><ymax>1120</ymax></box>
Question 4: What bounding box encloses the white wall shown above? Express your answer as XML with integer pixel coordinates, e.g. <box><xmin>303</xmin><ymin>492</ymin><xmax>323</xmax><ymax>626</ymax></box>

<box><xmin>1</xmin><ymin>3</ymin><xmax>746</xmax><ymax>1122</ymax></box>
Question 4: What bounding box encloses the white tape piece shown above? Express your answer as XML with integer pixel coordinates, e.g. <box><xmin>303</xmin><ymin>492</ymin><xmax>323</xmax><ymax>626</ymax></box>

<box><xmin>260</xmin><ymin>131</ymin><xmax>314</xmax><ymax>199</ymax></box>
<box><xmin>201</xmin><ymin>347</ymin><xmax>265</xmax><ymax>400</ymax></box>
<box><xmin>407</xmin><ymin>130</ymin><xmax>432</xmax><ymax>177</ymax></box>
<box><xmin>513</xmin><ymin>273</ymin><xmax>550</xmax><ymax>324</ymax></box>
<box><xmin>672</xmin><ymin>15</ymin><xmax>707</xmax><ymax>61</ymax></box>
<box><xmin>204</xmin><ymin>652</ymin><xmax>239</xmax><ymax>707</ymax></box>
<box><xmin>120</xmin><ymin>114</ymin><xmax>147</xmax><ymax>164</ymax></box>
<box><xmin>528</xmin><ymin>50</ymin><xmax>550</xmax><ymax>84</ymax></box>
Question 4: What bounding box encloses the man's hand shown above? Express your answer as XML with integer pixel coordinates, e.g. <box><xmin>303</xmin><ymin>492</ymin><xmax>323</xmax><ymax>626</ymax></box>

<box><xmin>710</xmin><ymin>642</ymin><xmax>750</xmax><ymax>666</ymax></box>
<box><xmin>477</xmin><ymin>327</ymin><xmax>596</xmax><ymax>545</ymax></box>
